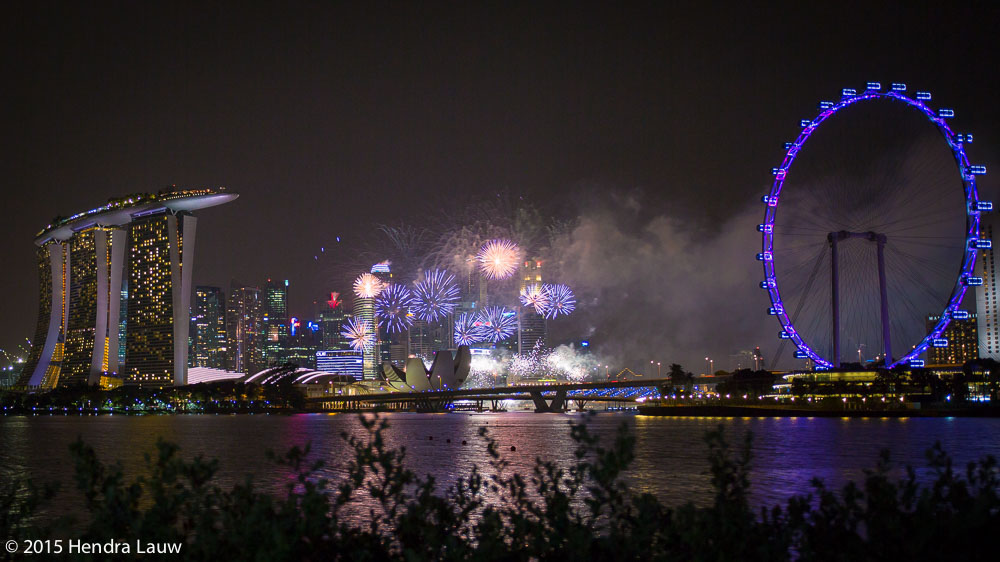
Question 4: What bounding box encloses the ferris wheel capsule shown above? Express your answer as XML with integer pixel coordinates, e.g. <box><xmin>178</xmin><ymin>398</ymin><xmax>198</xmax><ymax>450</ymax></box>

<box><xmin>931</xmin><ymin>338</ymin><xmax>949</xmax><ymax>347</ymax></box>
<box><xmin>939</xmin><ymin>109</ymin><xmax>955</xmax><ymax>118</ymax></box>
<box><xmin>970</xmin><ymin>239</ymin><xmax>992</xmax><ymax>249</ymax></box>
<box><xmin>841</xmin><ymin>88</ymin><xmax>857</xmax><ymax>97</ymax></box>
<box><xmin>793</xmin><ymin>350</ymin><xmax>810</xmax><ymax>359</ymax></box>
<box><xmin>964</xmin><ymin>277</ymin><xmax>984</xmax><ymax>286</ymax></box>
<box><xmin>891</xmin><ymin>83</ymin><xmax>907</xmax><ymax>91</ymax></box>
<box><xmin>976</xmin><ymin>201</ymin><xmax>993</xmax><ymax>212</ymax></box>
<box><xmin>916</xmin><ymin>91</ymin><xmax>932</xmax><ymax>100</ymax></box>
<box><xmin>952</xmin><ymin>310</ymin><xmax>970</xmax><ymax>320</ymax></box>
<box><xmin>866</xmin><ymin>82</ymin><xmax>881</xmax><ymax>90</ymax></box>
<box><xmin>909</xmin><ymin>359</ymin><xmax>925</xmax><ymax>368</ymax></box>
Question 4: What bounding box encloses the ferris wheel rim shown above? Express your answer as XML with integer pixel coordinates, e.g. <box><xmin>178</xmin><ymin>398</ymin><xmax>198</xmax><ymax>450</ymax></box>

<box><xmin>759</xmin><ymin>84</ymin><xmax>983</xmax><ymax>369</ymax></box>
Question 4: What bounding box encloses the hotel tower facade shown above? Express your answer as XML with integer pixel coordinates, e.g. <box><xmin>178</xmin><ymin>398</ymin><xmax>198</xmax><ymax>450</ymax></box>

<box><xmin>17</xmin><ymin>188</ymin><xmax>237</xmax><ymax>388</ymax></box>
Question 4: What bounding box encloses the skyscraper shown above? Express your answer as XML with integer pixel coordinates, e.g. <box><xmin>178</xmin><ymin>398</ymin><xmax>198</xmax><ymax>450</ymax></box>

<box><xmin>124</xmin><ymin>212</ymin><xmax>196</xmax><ymax>387</ymax></box>
<box><xmin>927</xmin><ymin>313</ymin><xmax>979</xmax><ymax>366</ymax></box>
<box><xmin>518</xmin><ymin>259</ymin><xmax>547</xmax><ymax>355</ymax></box>
<box><xmin>355</xmin><ymin>294</ymin><xmax>377</xmax><ymax>379</ymax></box>
<box><xmin>18</xmin><ymin>242</ymin><xmax>69</xmax><ymax>388</ymax></box>
<box><xmin>976</xmin><ymin>211</ymin><xmax>1000</xmax><ymax>360</ymax></box>
<box><xmin>226</xmin><ymin>281</ymin><xmax>265</xmax><ymax>374</ymax></box>
<box><xmin>263</xmin><ymin>278</ymin><xmax>289</xmax><ymax>365</ymax></box>
<box><xmin>18</xmin><ymin>188</ymin><xmax>236</xmax><ymax>388</ymax></box>
<box><xmin>317</xmin><ymin>292</ymin><xmax>349</xmax><ymax>350</ymax></box>
<box><xmin>190</xmin><ymin>286</ymin><xmax>227</xmax><ymax>369</ymax></box>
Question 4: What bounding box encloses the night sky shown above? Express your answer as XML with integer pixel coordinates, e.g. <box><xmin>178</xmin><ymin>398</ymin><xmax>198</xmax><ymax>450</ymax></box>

<box><xmin>2</xmin><ymin>2</ymin><xmax>998</xmax><ymax>370</ymax></box>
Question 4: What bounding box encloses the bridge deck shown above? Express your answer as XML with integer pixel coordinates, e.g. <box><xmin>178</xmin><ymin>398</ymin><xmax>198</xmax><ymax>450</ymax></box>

<box><xmin>306</xmin><ymin>378</ymin><xmax>672</xmax><ymax>404</ymax></box>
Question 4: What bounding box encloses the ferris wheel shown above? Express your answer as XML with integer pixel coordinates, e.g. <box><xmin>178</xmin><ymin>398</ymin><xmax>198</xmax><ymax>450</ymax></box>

<box><xmin>759</xmin><ymin>82</ymin><xmax>991</xmax><ymax>369</ymax></box>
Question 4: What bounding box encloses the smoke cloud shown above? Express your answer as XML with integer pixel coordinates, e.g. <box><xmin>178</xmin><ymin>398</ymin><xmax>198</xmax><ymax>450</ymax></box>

<box><xmin>546</xmin><ymin>193</ymin><xmax>773</xmax><ymax>373</ymax></box>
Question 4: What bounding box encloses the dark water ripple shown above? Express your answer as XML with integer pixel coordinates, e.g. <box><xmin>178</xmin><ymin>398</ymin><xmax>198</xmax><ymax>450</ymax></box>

<box><xmin>3</xmin><ymin>413</ymin><xmax>1000</xmax><ymax>522</ymax></box>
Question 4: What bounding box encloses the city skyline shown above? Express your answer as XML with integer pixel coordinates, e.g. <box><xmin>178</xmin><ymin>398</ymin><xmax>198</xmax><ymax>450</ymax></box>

<box><xmin>3</xmin><ymin>6</ymin><xmax>1000</xmax><ymax>559</ymax></box>
<box><xmin>1</xmin><ymin>3</ymin><xmax>998</xmax><ymax>372</ymax></box>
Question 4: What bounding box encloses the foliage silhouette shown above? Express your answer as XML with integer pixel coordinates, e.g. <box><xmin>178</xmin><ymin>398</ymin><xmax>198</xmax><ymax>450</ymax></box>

<box><xmin>3</xmin><ymin>414</ymin><xmax>998</xmax><ymax>561</ymax></box>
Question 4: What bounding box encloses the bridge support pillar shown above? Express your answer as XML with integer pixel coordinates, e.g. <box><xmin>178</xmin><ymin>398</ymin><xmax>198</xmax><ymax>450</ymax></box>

<box><xmin>530</xmin><ymin>390</ymin><xmax>568</xmax><ymax>413</ymax></box>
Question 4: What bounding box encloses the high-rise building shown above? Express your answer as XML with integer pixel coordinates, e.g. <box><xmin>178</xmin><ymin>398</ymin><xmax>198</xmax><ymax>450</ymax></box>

<box><xmin>976</xmin><ymin>211</ymin><xmax>1000</xmax><ymax>360</ymax></box>
<box><xmin>355</xmin><ymin>293</ymin><xmax>377</xmax><ymax>379</ymax></box>
<box><xmin>408</xmin><ymin>319</ymin><xmax>432</xmax><ymax>359</ymax></box>
<box><xmin>19</xmin><ymin>242</ymin><xmax>69</xmax><ymax>388</ymax></box>
<box><xmin>263</xmin><ymin>279</ymin><xmax>289</xmax><ymax>365</ymax></box>
<box><xmin>18</xmin><ymin>188</ymin><xmax>236</xmax><ymax>388</ymax></box>
<box><xmin>190</xmin><ymin>286</ymin><xmax>227</xmax><ymax>369</ymax></box>
<box><xmin>518</xmin><ymin>259</ymin><xmax>547</xmax><ymax>355</ymax></box>
<box><xmin>124</xmin><ymin>212</ymin><xmax>196</xmax><ymax>387</ymax></box>
<box><xmin>317</xmin><ymin>292</ymin><xmax>349</xmax><ymax>350</ymax></box>
<box><xmin>370</xmin><ymin>262</ymin><xmax>394</xmax><ymax>371</ymax></box>
<box><xmin>926</xmin><ymin>313</ymin><xmax>979</xmax><ymax>366</ymax></box>
<box><xmin>283</xmin><ymin>323</ymin><xmax>320</xmax><ymax>368</ymax></box>
<box><xmin>226</xmin><ymin>282</ymin><xmax>265</xmax><ymax>374</ymax></box>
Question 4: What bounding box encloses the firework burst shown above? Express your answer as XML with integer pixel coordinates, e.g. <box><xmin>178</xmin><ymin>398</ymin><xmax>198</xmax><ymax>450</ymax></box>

<box><xmin>453</xmin><ymin>313</ymin><xmax>479</xmax><ymax>346</ymax></box>
<box><xmin>412</xmin><ymin>269</ymin><xmax>460</xmax><ymax>323</ymax></box>
<box><xmin>353</xmin><ymin>273</ymin><xmax>385</xmax><ymax>299</ymax></box>
<box><xmin>475</xmin><ymin>306</ymin><xmax>517</xmax><ymax>342</ymax></box>
<box><xmin>375</xmin><ymin>283</ymin><xmax>414</xmax><ymax>333</ymax></box>
<box><xmin>342</xmin><ymin>318</ymin><xmax>375</xmax><ymax>351</ymax></box>
<box><xmin>519</xmin><ymin>283</ymin><xmax>549</xmax><ymax>314</ymax></box>
<box><xmin>541</xmin><ymin>283</ymin><xmax>576</xmax><ymax>319</ymax></box>
<box><xmin>466</xmin><ymin>353</ymin><xmax>504</xmax><ymax>387</ymax></box>
<box><xmin>476</xmin><ymin>239</ymin><xmax>521</xmax><ymax>280</ymax></box>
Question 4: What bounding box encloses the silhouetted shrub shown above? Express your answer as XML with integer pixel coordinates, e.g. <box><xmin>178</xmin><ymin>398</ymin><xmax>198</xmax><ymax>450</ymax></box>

<box><xmin>3</xmin><ymin>415</ymin><xmax>998</xmax><ymax>560</ymax></box>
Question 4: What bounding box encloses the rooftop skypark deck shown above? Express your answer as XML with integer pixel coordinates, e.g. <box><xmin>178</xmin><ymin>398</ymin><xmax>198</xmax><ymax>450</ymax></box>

<box><xmin>34</xmin><ymin>187</ymin><xmax>238</xmax><ymax>245</ymax></box>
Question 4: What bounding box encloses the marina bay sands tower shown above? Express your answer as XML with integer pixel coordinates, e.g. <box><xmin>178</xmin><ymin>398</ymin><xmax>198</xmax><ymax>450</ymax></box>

<box><xmin>17</xmin><ymin>188</ymin><xmax>237</xmax><ymax>389</ymax></box>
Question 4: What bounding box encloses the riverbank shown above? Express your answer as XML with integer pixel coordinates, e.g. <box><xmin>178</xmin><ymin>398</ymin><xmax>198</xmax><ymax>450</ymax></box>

<box><xmin>637</xmin><ymin>404</ymin><xmax>1000</xmax><ymax>417</ymax></box>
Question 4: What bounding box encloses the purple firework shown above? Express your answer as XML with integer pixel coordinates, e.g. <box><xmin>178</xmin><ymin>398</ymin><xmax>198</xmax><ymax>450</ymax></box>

<box><xmin>541</xmin><ymin>283</ymin><xmax>575</xmax><ymax>319</ymax></box>
<box><xmin>453</xmin><ymin>313</ymin><xmax>479</xmax><ymax>346</ymax></box>
<box><xmin>475</xmin><ymin>306</ymin><xmax>517</xmax><ymax>342</ymax></box>
<box><xmin>412</xmin><ymin>269</ymin><xmax>460</xmax><ymax>323</ymax></box>
<box><xmin>519</xmin><ymin>283</ymin><xmax>549</xmax><ymax>314</ymax></box>
<box><xmin>375</xmin><ymin>283</ymin><xmax>414</xmax><ymax>333</ymax></box>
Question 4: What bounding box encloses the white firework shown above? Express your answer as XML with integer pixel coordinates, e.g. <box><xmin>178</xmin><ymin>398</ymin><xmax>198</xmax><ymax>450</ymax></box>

<box><xmin>353</xmin><ymin>273</ymin><xmax>384</xmax><ymax>299</ymax></box>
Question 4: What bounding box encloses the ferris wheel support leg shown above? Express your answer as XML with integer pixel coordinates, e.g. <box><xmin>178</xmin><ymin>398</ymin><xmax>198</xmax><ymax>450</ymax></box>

<box><xmin>877</xmin><ymin>235</ymin><xmax>892</xmax><ymax>365</ymax></box>
<box><xmin>830</xmin><ymin>234</ymin><xmax>841</xmax><ymax>368</ymax></box>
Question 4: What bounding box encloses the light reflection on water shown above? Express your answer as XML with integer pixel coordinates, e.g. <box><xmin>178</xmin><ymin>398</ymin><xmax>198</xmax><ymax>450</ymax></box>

<box><xmin>3</xmin><ymin>413</ymin><xmax>1000</xmax><ymax>522</ymax></box>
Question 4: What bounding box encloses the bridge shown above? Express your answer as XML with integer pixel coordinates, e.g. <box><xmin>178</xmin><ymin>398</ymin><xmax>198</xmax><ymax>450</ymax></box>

<box><xmin>306</xmin><ymin>377</ymin><xmax>675</xmax><ymax>413</ymax></box>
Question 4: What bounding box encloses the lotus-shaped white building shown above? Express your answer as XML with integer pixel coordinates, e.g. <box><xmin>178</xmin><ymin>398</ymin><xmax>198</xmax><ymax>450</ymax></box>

<box><xmin>380</xmin><ymin>346</ymin><xmax>471</xmax><ymax>391</ymax></box>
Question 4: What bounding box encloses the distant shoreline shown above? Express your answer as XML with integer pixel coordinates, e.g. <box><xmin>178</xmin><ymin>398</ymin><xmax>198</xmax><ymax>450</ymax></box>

<box><xmin>637</xmin><ymin>404</ymin><xmax>1000</xmax><ymax>418</ymax></box>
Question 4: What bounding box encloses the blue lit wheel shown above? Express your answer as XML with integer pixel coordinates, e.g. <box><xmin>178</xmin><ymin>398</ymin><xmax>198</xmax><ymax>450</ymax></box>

<box><xmin>760</xmin><ymin>83</ymin><xmax>989</xmax><ymax>369</ymax></box>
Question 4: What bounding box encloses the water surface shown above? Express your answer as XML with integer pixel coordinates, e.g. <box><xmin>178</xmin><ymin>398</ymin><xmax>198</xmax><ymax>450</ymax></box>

<box><xmin>3</xmin><ymin>413</ymin><xmax>998</xmax><ymax>521</ymax></box>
